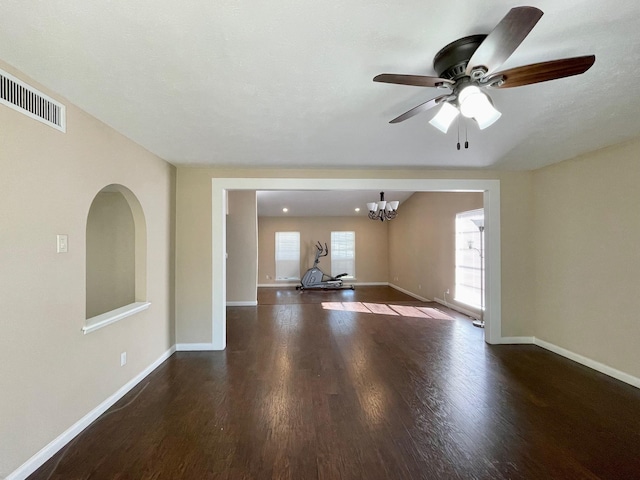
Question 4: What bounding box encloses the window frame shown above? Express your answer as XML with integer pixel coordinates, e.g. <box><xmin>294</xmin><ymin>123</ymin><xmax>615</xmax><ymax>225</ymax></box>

<box><xmin>275</xmin><ymin>231</ymin><xmax>301</xmax><ymax>281</ymax></box>
<box><xmin>330</xmin><ymin>231</ymin><xmax>356</xmax><ymax>279</ymax></box>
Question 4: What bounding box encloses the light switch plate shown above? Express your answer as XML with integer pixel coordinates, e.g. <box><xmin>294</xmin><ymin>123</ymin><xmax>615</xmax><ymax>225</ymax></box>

<box><xmin>56</xmin><ymin>234</ymin><xmax>68</xmax><ymax>253</ymax></box>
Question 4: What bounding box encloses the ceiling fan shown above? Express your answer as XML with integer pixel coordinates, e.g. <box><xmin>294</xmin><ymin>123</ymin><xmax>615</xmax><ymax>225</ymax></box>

<box><xmin>373</xmin><ymin>6</ymin><xmax>595</xmax><ymax>132</ymax></box>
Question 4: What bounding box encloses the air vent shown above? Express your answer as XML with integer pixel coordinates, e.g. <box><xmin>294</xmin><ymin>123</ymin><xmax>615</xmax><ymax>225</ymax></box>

<box><xmin>0</xmin><ymin>68</ymin><xmax>66</xmax><ymax>132</ymax></box>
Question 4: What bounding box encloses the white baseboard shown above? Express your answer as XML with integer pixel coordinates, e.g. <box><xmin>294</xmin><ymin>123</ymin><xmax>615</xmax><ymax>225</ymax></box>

<box><xmin>352</xmin><ymin>282</ymin><xmax>389</xmax><ymax>286</ymax></box>
<box><xmin>175</xmin><ymin>343</ymin><xmax>218</xmax><ymax>351</ymax></box>
<box><xmin>257</xmin><ymin>283</ymin><xmax>299</xmax><ymax>288</ymax></box>
<box><xmin>496</xmin><ymin>336</ymin><xmax>640</xmax><ymax>389</ymax></box>
<box><xmin>7</xmin><ymin>345</ymin><xmax>176</xmax><ymax>480</ymax></box>
<box><xmin>534</xmin><ymin>338</ymin><xmax>640</xmax><ymax>389</ymax></box>
<box><xmin>226</xmin><ymin>301</ymin><xmax>258</xmax><ymax>307</ymax></box>
<box><xmin>499</xmin><ymin>336</ymin><xmax>535</xmax><ymax>344</ymax></box>
<box><xmin>388</xmin><ymin>283</ymin><xmax>431</xmax><ymax>302</ymax></box>
<box><xmin>432</xmin><ymin>297</ymin><xmax>478</xmax><ymax>319</ymax></box>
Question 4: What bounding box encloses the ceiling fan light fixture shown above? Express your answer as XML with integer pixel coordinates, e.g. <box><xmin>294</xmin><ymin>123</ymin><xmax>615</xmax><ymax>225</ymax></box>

<box><xmin>458</xmin><ymin>86</ymin><xmax>484</xmax><ymax>118</ymax></box>
<box><xmin>474</xmin><ymin>102</ymin><xmax>502</xmax><ymax>130</ymax></box>
<box><xmin>458</xmin><ymin>85</ymin><xmax>501</xmax><ymax>129</ymax></box>
<box><xmin>429</xmin><ymin>102</ymin><xmax>460</xmax><ymax>133</ymax></box>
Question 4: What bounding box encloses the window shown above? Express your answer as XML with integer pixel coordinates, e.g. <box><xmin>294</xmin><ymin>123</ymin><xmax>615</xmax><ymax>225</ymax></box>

<box><xmin>331</xmin><ymin>231</ymin><xmax>355</xmax><ymax>279</ymax></box>
<box><xmin>455</xmin><ymin>209</ymin><xmax>484</xmax><ymax>309</ymax></box>
<box><xmin>275</xmin><ymin>232</ymin><xmax>300</xmax><ymax>280</ymax></box>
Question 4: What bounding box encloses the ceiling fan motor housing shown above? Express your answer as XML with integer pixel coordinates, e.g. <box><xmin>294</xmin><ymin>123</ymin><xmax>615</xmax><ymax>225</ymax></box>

<box><xmin>433</xmin><ymin>34</ymin><xmax>487</xmax><ymax>80</ymax></box>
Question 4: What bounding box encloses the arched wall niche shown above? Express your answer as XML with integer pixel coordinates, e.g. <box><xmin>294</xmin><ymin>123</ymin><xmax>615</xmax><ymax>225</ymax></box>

<box><xmin>84</xmin><ymin>183</ymin><xmax>149</xmax><ymax>334</ymax></box>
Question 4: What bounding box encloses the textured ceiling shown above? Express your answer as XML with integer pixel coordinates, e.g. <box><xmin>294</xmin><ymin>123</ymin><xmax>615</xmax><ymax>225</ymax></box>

<box><xmin>2</xmin><ymin>0</ymin><xmax>640</xmax><ymax>171</ymax></box>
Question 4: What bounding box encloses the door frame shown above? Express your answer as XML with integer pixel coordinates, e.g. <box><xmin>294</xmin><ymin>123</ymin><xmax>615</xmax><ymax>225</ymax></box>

<box><xmin>211</xmin><ymin>177</ymin><xmax>501</xmax><ymax>348</ymax></box>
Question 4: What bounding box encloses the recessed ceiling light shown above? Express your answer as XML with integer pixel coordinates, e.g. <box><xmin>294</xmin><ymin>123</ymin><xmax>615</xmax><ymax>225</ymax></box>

<box><xmin>282</xmin><ymin>207</ymin><xmax>288</xmax><ymax>213</ymax></box>
<box><xmin>355</xmin><ymin>207</ymin><xmax>360</xmax><ymax>212</ymax></box>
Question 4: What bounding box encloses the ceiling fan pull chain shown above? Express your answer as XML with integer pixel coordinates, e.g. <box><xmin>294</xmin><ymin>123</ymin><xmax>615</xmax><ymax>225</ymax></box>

<box><xmin>465</xmin><ymin>123</ymin><xmax>469</xmax><ymax>149</ymax></box>
<box><xmin>457</xmin><ymin>117</ymin><xmax>461</xmax><ymax>150</ymax></box>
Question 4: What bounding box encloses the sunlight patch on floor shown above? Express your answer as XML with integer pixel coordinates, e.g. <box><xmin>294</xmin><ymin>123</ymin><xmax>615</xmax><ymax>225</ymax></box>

<box><xmin>321</xmin><ymin>302</ymin><xmax>454</xmax><ymax>320</ymax></box>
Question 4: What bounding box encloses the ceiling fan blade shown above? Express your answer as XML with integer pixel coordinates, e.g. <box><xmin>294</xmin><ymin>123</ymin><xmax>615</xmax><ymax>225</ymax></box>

<box><xmin>374</xmin><ymin>74</ymin><xmax>454</xmax><ymax>88</ymax></box>
<box><xmin>488</xmin><ymin>55</ymin><xmax>596</xmax><ymax>88</ymax></box>
<box><xmin>466</xmin><ymin>6</ymin><xmax>544</xmax><ymax>76</ymax></box>
<box><xmin>389</xmin><ymin>95</ymin><xmax>448</xmax><ymax>123</ymax></box>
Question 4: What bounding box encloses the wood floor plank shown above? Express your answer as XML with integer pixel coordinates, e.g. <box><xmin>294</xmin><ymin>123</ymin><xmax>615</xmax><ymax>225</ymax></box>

<box><xmin>28</xmin><ymin>287</ymin><xmax>640</xmax><ymax>480</ymax></box>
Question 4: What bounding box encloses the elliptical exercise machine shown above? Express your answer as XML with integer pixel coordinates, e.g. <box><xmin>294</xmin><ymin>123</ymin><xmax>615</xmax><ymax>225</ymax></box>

<box><xmin>297</xmin><ymin>241</ymin><xmax>355</xmax><ymax>290</ymax></box>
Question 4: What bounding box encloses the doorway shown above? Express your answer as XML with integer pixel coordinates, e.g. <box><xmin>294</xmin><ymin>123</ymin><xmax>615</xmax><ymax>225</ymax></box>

<box><xmin>212</xmin><ymin>178</ymin><xmax>501</xmax><ymax>348</ymax></box>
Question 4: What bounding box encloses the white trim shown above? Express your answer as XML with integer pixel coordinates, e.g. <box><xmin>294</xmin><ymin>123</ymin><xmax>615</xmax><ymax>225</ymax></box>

<box><xmin>175</xmin><ymin>343</ymin><xmax>217</xmax><ymax>351</ymax></box>
<box><xmin>388</xmin><ymin>283</ymin><xmax>431</xmax><ymax>302</ymax></box>
<box><xmin>433</xmin><ymin>297</ymin><xmax>477</xmax><ymax>319</ymax></box>
<box><xmin>82</xmin><ymin>302</ymin><xmax>151</xmax><ymax>334</ymax></box>
<box><xmin>352</xmin><ymin>282</ymin><xmax>389</xmax><ymax>286</ymax></box>
<box><xmin>495</xmin><ymin>337</ymin><xmax>640</xmax><ymax>389</ymax></box>
<box><xmin>6</xmin><ymin>346</ymin><xmax>176</xmax><ymax>480</ymax></box>
<box><xmin>534</xmin><ymin>338</ymin><xmax>640</xmax><ymax>389</ymax></box>
<box><xmin>500</xmin><ymin>336</ymin><xmax>535</xmax><ymax>344</ymax></box>
<box><xmin>483</xmin><ymin>187</ymin><xmax>501</xmax><ymax>346</ymax></box>
<box><xmin>258</xmin><ymin>283</ymin><xmax>299</xmax><ymax>288</ymax></box>
<box><xmin>213</xmin><ymin>178</ymin><xmax>502</xmax><ymax>347</ymax></box>
<box><xmin>226</xmin><ymin>301</ymin><xmax>258</xmax><ymax>307</ymax></box>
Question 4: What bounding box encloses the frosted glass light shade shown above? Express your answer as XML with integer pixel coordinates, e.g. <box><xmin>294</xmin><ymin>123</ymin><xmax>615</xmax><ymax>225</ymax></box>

<box><xmin>387</xmin><ymin>201</ymin><xmax>399</xmax><ymax>211</ymax></box>
<box><xmin>429</xmin><ymin>102</ymin><xmax>460</xmax><ymax>133</ymax></box>
<box><xmin>459</xmin><ymin>86</ymin><xmax>484</xmax><ymax>118</ymax></box>
<box><xmin>367</xmin><ymin>202</ymin><xmax>378</xmax><ymax>212</ymax></box>
<box><xmin>474</xmin><ymin>103</ymin><xmax>501</xmax><ymax>130</ymax></box>
<box><xmin>458</xmin><ymin>85</ymin><xmax>501</xmax><ymax>130</ymax></box>
<box><xmin>377</xmin><ymin>201</ymin><xmax>387</xmax><ymax>210</ymax></box>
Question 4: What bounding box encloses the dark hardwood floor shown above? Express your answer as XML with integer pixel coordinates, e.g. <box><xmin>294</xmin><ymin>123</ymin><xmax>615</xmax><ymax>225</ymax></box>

<box><xmin>30</xmin><ymin>287</ymin><xmax>640</xmax><ymax>479</ymax></box>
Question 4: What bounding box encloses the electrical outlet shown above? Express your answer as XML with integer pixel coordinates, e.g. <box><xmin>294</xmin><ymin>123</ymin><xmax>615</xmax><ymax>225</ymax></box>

<box><xmin>446</xmin><ymin>289</ymin><xmax>450</xmax><ymax>295</ymax></box>
<box><xmin>120</xmin><ymin>352</ymin><xmax>127</xmax><ymax>366</ymax></box>
<box><xmin>418</xmin><ymin>284</ymin><xmax>421</xmax><ymax>290</ymax></box>
<box><xmin>266</xmin><ymin>274</ymin><xmax>271</xmax><ymax>280</ymax></box>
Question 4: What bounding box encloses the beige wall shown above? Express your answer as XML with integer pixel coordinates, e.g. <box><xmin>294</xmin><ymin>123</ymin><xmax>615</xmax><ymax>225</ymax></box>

<box><xmin>388</xmin><ymin>192</ymin><xmax>483</xmax><ymax>310</ymax></box>
<box><xmin>175</xmin><ymin>168</ymin><xmax>535</xmax><ymax>344</ymax></box>
<box><xmin>532</xmin><ymin>138</ymin><xmax>640</xmax><ymax>378</ymax></box>
<box><xmin>86</xmin><ymin>191</ymin><xmax>136</xmax><ymax>317</ymax></box>
<box><xmin>0</xmin><ymin>61</ymin><xmax>176</xmax><ymax>477</ymax></box>
<box><xmin>258</xmin><ymin>216</ymin><xmax>389</xmax><ymax>285</ymax></box>
<box><xmin>226</xmin><ymin>191</ymin><xmax>258</xmax><ymax>303</ymax></box>
<box><xmin>176</xmin><ymin>168</ymin><xmax>213</xmax><ymax>343</ymax></box>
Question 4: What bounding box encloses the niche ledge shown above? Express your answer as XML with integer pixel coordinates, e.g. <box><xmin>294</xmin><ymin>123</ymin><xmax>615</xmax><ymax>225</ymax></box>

<box><xmin>83</xmin><ymin>302</ymin><xmax>151</xmax><ymax>335</ymax></box>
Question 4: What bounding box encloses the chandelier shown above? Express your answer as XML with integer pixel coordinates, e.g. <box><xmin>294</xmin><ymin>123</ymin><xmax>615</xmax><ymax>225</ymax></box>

<box><xmin>367</xmin><ymin>192</ymin><xmax>399</xmax><ymax>222</ymax></box>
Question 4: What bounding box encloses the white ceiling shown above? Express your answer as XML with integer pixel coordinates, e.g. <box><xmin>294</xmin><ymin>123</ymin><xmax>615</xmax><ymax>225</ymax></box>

<box><xmin>2</xmin><ymin>1</ymin><xmax>640</xmax><ymax>171</ymax></box>
<box><xmin>256</xmin><ymin>190</ymin><xmax>414</xmax><ymax>217</ymax></box>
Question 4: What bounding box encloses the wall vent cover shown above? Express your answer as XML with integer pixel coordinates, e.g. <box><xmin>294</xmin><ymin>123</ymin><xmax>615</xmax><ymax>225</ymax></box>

<box><xmin>0</xmin><ymin>68</ymin><xmax>66</xmax><ymax>132</ymax></box>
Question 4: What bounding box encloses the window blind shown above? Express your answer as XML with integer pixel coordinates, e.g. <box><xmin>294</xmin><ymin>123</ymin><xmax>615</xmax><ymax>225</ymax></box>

<box><xmin>331</xmin><ymin>231</ymin><xmax>355</xmax><ymax>279</ymax></box>
<box><xmin>275</xmin><ymin>232</ymin><xmax>300</xmax><ymax>280</ymax></box>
